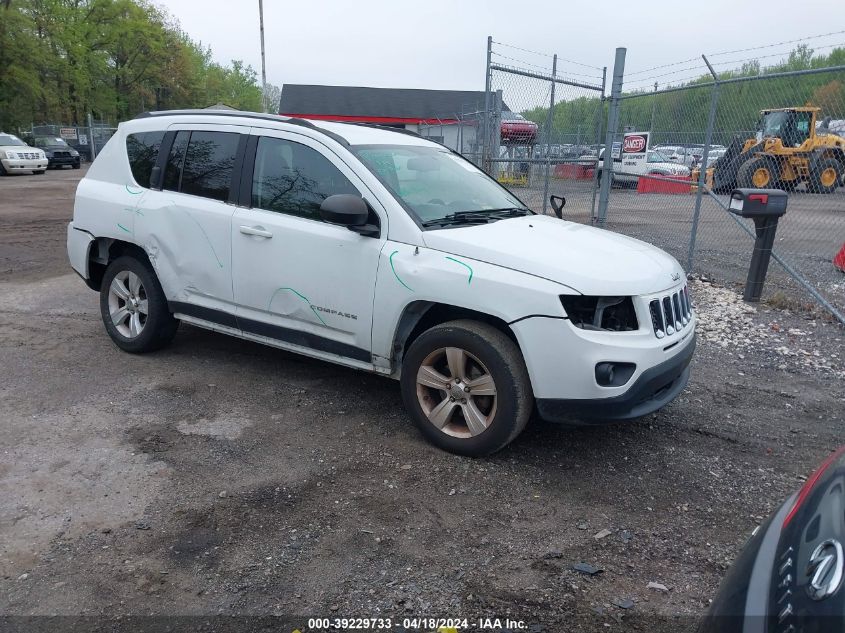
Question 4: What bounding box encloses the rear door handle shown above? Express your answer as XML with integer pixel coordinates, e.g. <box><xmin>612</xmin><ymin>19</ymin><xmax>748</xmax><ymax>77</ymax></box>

<box><xmin>239</xmin><ymin>225</ymin><xmax>273</xmax><ymax>238</ymax></box>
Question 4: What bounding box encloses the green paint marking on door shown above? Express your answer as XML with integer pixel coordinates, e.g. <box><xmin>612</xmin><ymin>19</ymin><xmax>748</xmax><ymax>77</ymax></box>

<box><xmin>445</xmin><ymin>256</ymin><xmax>473</xmax><ymax>284</ymax></box>
<box><xmin>125</xmin><ymin>185</ymin><xmax>143</xmax><ymax>195</ymax></box>
<box><xmin>117</xmin><ymin>223</ymin><xmax>131</xmax><ymax>233</ymax></box>
<box><xmin>267</xmin><ymin>287</ymin><xmax>328</xmax><ymax>326</ymax></box>
<box><xmin>389</xmin><ymin>250</ymin><xmax>414</xmax><ymax>291</ymax></box>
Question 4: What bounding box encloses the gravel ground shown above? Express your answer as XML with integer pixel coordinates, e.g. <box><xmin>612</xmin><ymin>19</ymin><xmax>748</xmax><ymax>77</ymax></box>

<box><xmin>1</xmin><ymin>168</ymin><xmax>844</xmax><ymax>632</ymax></box>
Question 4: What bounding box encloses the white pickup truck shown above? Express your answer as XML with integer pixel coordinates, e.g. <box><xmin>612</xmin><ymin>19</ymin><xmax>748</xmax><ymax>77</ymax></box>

<box><xmin>598</xmin><ymin>148</ymin><xmax>691</xmax><ymax>186</ymax></box>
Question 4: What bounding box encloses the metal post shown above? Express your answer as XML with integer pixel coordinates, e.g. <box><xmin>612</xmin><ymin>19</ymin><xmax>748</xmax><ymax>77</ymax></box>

<box><xmin>87</xmin><ymin>112</ymin><xmax>96</xmax><ymax>161</ymax></box>
<box><xmin>589</xmin><ymin>66</ymin><xmax>607</xmax><ymax>221</ymax></box>
<box><xmin>541</xmin><ymin>54</ymin><xmax>557</xmax><ymax>215</ymax></box>
<box><xmin>483</xmin><ymin>36</ymin><xmax>493</xmax><ymax>173</ymax></box>
<box><xmin>649</xmin><ymin>81</ymin><xmax>658</xmax><ymax>132</ymax></box>
<box><xmin>258</xmin><ymin>0</ymin><xmax>268</xmax><ymax>112</ymax></box>
<box><xmin>686</xmin><ymin>55</ymin><xmax>720</xmax><ymax>271</ymax></box>
<box><xmin>597</xmin><ymin>48</ymin><xmax>626</xmax><ymax>227</ymax></box>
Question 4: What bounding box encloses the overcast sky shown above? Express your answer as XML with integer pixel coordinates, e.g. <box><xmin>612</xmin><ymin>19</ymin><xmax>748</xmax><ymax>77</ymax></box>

<box><xmin>155</xmin><ymin>0</ymin><xmax>842</xmax><ymax>97</ymax></box>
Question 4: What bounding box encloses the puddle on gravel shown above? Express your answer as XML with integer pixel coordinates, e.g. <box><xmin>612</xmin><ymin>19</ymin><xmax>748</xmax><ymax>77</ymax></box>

<box><xmin>176</xmin><ymin>416</ymin><xmax>253</xmax><ymax>440</ymax></box>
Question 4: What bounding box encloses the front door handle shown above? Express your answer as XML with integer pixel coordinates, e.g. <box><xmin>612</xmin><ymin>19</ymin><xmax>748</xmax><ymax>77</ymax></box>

<box><xmin>239</xmin><ymin>225</ymin><xmax>273</xmax><ymax>238</ymax></box>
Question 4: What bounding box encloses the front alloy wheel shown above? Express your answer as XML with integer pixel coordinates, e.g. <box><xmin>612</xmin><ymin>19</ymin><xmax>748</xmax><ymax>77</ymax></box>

<box><xmin>400</xmin><ymin>320</ymin><xmax>533</xmax><ymax>456</ymax></box>
<box><xmin>416</xmin><ymin>347</ymin><xmax>498</xmax><ymax>438</ymax></box>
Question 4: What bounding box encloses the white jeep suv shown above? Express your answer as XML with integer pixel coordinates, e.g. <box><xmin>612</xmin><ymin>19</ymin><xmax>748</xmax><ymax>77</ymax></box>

<box><xmin>67</xmin><ymin>110</ymin><xmax>696</xmax><ymax>456</ymax></box>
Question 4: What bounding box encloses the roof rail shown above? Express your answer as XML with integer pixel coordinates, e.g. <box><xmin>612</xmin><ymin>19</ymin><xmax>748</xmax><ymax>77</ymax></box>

<box><xmin>132</xmin><ymin>109</ymin><xmax>350</xmax><ymax>146</ymax></box>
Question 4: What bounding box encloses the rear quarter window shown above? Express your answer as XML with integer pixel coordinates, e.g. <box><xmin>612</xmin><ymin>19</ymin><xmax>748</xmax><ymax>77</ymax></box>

<box><xmin>126</xmin><ymin>131</ymin><xmax>166</xmax><ymax>188</ymax></box>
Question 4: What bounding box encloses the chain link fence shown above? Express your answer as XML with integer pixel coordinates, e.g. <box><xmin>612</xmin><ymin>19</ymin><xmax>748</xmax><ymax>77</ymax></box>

<box><xmin>25</xmin><ymin>119</ymin><xmax>117</xmax><ymax>162</ymax></box>
<box><xmin>484</xmin><ymin>39</ymin><xmax>606</xmax><ymax>219</ymax></box>
<box><xmin>479</xmin><ymin>39</ymin><xmax>845</xmax><ymax>324</ymax></box>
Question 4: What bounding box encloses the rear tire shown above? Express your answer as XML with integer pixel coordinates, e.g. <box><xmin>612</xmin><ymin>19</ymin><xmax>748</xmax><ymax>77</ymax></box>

<box><xmin>400</xmin><ymin>320</ymin><xmax>533</xmax><ymax>456</ymax></box>
<box><xmin>99</xmin><ymin>255</ymin><xmax>179</xmax><ymax>354</ymax></box>
<box><xmin>0</xmin><ymin>163</ymin><xmax>7</xmax><ymax>176</ymax></box>
<box><xmin>808</xmin><ymin>158</ymin><xmax>841</xmax><ymax>194</ymax></box>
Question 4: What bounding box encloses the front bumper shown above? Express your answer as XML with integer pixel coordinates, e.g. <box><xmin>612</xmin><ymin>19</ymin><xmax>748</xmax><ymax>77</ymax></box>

<box><xmin>47</xmin><ymin>155</ymin><xmax>81</xmax><ymax>167</ymax></box>
<box><xmin>1</xmin><ymin>157</ymin><xmax>47</xmax><ymax>172</ymax></box>
<box><xmin>536</xmin><ymin>333</ymin><xmax>695</xmax><ymax>422</ymax></box>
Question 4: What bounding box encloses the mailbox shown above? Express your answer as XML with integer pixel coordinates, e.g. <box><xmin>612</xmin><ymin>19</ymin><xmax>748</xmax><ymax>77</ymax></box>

<box><xmin>728</xmin><ymin>188</ymin><xmax>788</xmax><ymax>303</ymax></box>
<box><xmin>728</xmin><ymin>188</ymin><xmax>788</xmax><ymax>218</ymax></box>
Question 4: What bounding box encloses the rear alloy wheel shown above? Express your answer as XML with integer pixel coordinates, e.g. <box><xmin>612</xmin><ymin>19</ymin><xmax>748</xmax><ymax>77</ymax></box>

<box><xmin>100</xmin><ymin>255</ymin><xmax>178</xmax><ymax>353</ymax></box>
<box><xmin>400</xmin><ymin>320</ymin><xmax>533</xmax><ymax>456</ymax></box>
<box><xmin>808</xmin><ymin>158</ymin><xmax>842</xmax><ymax>194</ymax></box>
<box><xmin>737</xmin><ymin>156</ymin><xmax>778</xmax><ymax>189</ymax></box>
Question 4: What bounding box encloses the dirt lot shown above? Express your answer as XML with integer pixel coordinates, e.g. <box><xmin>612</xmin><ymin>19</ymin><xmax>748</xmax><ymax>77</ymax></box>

<box><xmin>1</xmin><ymin>167</ymin><xmax>844</xmax><ymax>632</ymax></box>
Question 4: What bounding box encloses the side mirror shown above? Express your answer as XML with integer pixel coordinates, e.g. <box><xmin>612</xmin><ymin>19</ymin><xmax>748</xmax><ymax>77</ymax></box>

<box><xmin>549</xmin><ymin>195</ymin><xmax>566</xmax><ymax>219</ymax></box>
<box><xmin>319</xmin><ymin>194</ymin><xmax>380</xmax><ymax>238</ymax></box>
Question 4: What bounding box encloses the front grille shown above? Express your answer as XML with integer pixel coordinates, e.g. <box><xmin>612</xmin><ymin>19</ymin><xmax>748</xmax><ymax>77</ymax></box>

<box><xmin>18</xmin><ymin>152</ymin><xmax>39</xmax><ymax>159</ymax></box>
<box><xmin>648</xmin><ymin>284</ymin><xmax>692</xmax><ymax>339</ymax></box>
<box><xmin>55</xmin><ymin>151</ymin><xmax>70</xmax><ymax>157</ymax></box>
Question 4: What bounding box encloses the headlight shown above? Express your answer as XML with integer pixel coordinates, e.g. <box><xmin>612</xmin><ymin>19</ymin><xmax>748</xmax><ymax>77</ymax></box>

<box><xmin>4</xmin><ymin>151</ymin><xmax>17</xmax><ymax>159</ymax></box>
<box><xmin>70</xmin><ymin>149</ymin><xmax>79</xmax><ymax>157</ymax></box>
<box><xmin>560</xmin><ymin>295</ymin><xmax>639</xmax><ymax>332</ymax></box>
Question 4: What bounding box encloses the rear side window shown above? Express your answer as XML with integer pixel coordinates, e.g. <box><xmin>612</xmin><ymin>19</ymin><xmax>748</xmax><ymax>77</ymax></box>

<box><xmin>180</xmin><ymin>131</ymin><xmax>240</xmax><ymax>201</ymax></box>
<box><xmin>126</xmin><ymin>131</ymin><xmax>165</xmax><ymax>188</ymax></box>
<box><xmin>163</xmin><ymin>131</ymin><xmax>189</xmax><ymax>192</ymax></box>
<box><xmin>251</xmin><ymin>136</ymin><xmax>358</xmax><ymax>220</ymax></box>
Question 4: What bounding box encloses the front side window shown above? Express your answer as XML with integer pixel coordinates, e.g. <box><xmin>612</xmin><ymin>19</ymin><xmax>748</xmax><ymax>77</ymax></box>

<box><xmin>251</xmin><ymin>136</ymin><xmax>358</xmax><ymax>220</ymax></box>
<box><xmin>180</xmin><ymin>131</ymin><xmax>240</xmax><ymax>201</ymax></box>
<box><xmin>126</xmin><ymin>131</ymin><xmax>165</xmax><ymax>188</ymax></box>
<box><xmin>354</xmin><ymin>145</ymin><xmax>525</xmax><ymax>225</ymax></box>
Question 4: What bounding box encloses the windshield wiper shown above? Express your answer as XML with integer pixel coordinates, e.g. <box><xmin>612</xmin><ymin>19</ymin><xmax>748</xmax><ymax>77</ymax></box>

<box><xmin>421</xmin><ymin>207</ymin><xmax>532</xmax><ymax>228</ymax></box>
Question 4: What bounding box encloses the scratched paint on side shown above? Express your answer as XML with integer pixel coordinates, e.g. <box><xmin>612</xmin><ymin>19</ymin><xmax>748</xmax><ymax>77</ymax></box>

<box><xmin>116</xmin><ymin>223</ymin><xmax>131</xmax><ymax>234</ymax></box>
<box><xmin>445</xmin><ymin>256</ymin><xmax>473</xmax><ymax>284</ymax></box>
<box><xmin>389</xmin><ymin>250</ymin><xmax>414</xmax><ymax>291</ymax></box>
<box><xmin>125</xmin><ymin>184</ymin><xmax>143</xmax><ymax>195</ymax></box>
<box><xmin>268</xmin><ymin>287</ymin><xmax>328</xmax><ymax>326</ymax></box>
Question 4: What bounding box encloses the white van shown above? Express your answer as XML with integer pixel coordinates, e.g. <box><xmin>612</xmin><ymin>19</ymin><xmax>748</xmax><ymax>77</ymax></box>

<box><xmin>67</xmin><ymin>110</ymin><xmax>696</xmax><ymax>455</ymax></box>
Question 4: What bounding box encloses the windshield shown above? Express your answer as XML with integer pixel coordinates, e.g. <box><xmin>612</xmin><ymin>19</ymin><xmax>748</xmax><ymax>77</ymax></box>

<box><xmin>0</xmin><ymin>134</ymin><xmax>26</xmax><ymax>147</ymax></box>
<box><xmin>648</xmin><ymin>151</ymin><xmax>670</xmax><ymax>163</ymax></box>
<box><xmin>759</xmin><ymin>112</ymin><xmax>791</xmax><ymax>137</ymax></box>
<box><xmin>353</xmin><ymin>145</ymin><xmax>528</xmax><ymax>225</ymax></box>
<box><xmin>35</xmin><ymin>136</ymin><xmax>68</xmax><ymax>146</ymax></box>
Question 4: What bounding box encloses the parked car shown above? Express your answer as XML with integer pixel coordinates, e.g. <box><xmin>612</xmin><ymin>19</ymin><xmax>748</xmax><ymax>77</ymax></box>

<box><xmin>500</xmin><ymin>111</ymin><xmax>538</xmax><ymax>145</ymax></box>
<box><xmin>700</xmin><ymin>446</ymin><xmax>845</xmax><ymax>632</ymax></box>
<box><xmin>67</xmin><ymin>110</ymin><xmax>696</xmax><ymax>456</ymax></box>
<box><xmin>597</xmin><ymin>148</ymin><xmax>690</xmax><ymax>186</ymax></box>
<box><xmin>0</xmin><ymin>132</ymin><xmax>47</xmax><ymax>175</ymax></box>
<box><xmin>33</xmin><ymin>136</ymin><xmax>81</xmax><ymax>169</ymax></box>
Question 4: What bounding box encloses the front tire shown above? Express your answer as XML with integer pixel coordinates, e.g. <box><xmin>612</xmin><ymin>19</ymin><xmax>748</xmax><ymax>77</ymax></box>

<box><xmin>737</xmin><ymin>156</ymin><xmax>778</xmax><ymax>189</ymax></box>
<box><xmin>400</xmin><ymin>320</ymin><xmax>533</xmax><ymax>456</ymax></box>
<box><xmin>99</xmin><ymin>255</ymin><xmax>178</xmax><ymax>353</ymax></box>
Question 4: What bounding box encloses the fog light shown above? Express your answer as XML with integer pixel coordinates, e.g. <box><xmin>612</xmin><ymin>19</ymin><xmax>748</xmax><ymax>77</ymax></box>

<box><xmin>595</xmin><ymin>362</ymin><xmax>636</xmax><ymax>387</ymax></box>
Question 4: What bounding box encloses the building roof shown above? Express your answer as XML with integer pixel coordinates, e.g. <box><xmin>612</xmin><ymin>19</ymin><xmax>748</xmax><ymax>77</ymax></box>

<box><xmin>204</xmin><ymin>102</ymin><xmax>238</xmax><ymax>111</ymax></box>
<box><xmin>279</xmin><ymin>84</ymin><xmax>506</xmax><ymax>124</ymax></box>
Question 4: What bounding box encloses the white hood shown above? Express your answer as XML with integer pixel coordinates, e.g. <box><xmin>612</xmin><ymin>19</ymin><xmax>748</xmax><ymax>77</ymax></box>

<box><xmin>422</xmin><ymin>215</ymin><xmax>684</xmax><ymax>296</ymax></box>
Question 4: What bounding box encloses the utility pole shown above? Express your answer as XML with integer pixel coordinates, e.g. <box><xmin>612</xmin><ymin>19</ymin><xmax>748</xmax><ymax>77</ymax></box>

<box><xmin>258</xmin><ymin>0</ymin><xmax>268</xmax><ymax>112</ymax></box>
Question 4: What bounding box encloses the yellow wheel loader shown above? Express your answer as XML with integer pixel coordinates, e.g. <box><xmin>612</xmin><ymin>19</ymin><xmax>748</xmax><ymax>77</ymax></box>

<box><xmin>695</xmin><ymin>107</ymin><xmax>845</xmax><ymax>194</ymax></box>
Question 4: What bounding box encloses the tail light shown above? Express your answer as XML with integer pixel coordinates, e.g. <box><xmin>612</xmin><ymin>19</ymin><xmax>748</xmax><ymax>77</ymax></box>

<box><xmin>782</xmin><ymin>446</ymin><xmax>845</xmax><ymax>528</ymax></box>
